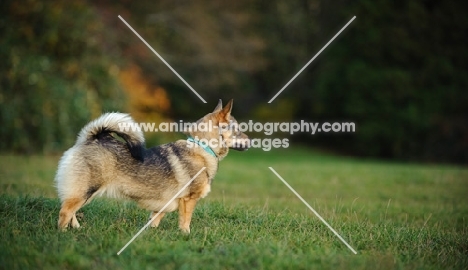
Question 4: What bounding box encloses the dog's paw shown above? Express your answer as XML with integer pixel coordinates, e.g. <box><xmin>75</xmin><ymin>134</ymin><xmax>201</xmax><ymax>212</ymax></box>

<box><xmin>71</xmin><ymin>219</ymin><xmax>80</xmax><ymax>229</ymax></box>
<box><xmin>149</xmin><ymin>218</ymin><xmax>161</xmax><ymax>228</ymax></box>
<box><xmin>180</xmin><ymin>226</ymin><xmax>191</xmax><ymax>234</ymax></box>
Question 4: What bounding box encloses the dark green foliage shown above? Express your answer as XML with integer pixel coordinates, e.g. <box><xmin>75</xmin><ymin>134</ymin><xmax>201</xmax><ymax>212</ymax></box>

<box><xmin>0</xmin><ymin>0</ymin><xmax>124</xmax><ymax>153</ymax></box>
<box><xmin>298</xmin><ymin>0</ymin><xmax>468</xmax><ymax>162</ymax></box>
<box><xmin>1</xmin><ymin>0</ymin><xmax>467</xmax><ymax>162</ymax></box>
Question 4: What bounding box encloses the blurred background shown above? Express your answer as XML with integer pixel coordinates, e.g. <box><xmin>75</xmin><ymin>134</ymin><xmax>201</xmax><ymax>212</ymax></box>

<box><xmin>1</xmin><ymin>0</ymin><xmax>467</xmax><ymax>163</ymax></box>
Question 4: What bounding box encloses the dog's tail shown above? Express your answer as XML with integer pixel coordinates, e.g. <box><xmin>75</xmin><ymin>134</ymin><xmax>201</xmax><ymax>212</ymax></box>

<box><xmin>76</xmin><ymin>113</ymin><xmax>145</xmax><ymax>161</ymax></box>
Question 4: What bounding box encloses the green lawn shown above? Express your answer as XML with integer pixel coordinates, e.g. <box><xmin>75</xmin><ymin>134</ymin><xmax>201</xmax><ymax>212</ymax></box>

<box><xmin>0</xmin><ymin>148</ymin><xmax>467</xmax><ymax>269</ymax></box>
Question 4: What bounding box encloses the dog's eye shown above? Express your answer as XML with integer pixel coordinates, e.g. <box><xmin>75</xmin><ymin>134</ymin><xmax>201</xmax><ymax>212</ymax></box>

<box><xmin>232</xmin><ymin>124</ymin><xmax>240</xmax><ymax>132</ymax></box>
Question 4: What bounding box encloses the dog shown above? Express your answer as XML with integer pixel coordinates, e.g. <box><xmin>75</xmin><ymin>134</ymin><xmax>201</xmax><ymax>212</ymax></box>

<box><xmin>55</xmin><ymin>99</ymin><xmax>249</xmax><ymax>233</ymax></box>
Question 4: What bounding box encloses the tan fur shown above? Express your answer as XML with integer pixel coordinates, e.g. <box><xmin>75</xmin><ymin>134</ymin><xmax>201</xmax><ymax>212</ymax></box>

<box><xmin>56</xmin><ymin>99</ymin><xmax>249</xmax><ymax>233</ymax></box>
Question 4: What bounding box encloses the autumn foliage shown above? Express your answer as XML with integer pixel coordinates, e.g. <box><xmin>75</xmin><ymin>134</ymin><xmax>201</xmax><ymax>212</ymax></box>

<box><xmin>119</xmin><ymin>64</ymin><xmax>171</xmax><ymax>123</ymax></box>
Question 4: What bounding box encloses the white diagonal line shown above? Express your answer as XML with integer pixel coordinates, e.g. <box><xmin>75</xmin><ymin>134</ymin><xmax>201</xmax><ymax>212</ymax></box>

<box><xmin>268</xmin><ymin>167</ymin><xmax>358</xmax><ymax>254</ymax></box>
<box><xmin>117</xmin><ymin>167</ymin><xmax>206</xmax><ymax>255</ymax></box>
<box><xmin>118</xmin><ymin>15</ymin><xmax>207</xmax><ymax>103</ymax></box>
<box><xmin>268</xmin><ymin>16</ymin><xmax>356</xmax><ymax>103</ymax></box>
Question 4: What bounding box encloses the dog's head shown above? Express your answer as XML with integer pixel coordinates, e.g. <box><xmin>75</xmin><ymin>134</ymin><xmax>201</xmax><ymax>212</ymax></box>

<box><xmin>185</xmin><ymin>99</ymin><xmax>250</xmax><ymax>153</ymax></box>
<box><xmin>212</xmin><ymin>99</ymin><xmax>250</xmax><ymax>151</ymax></box>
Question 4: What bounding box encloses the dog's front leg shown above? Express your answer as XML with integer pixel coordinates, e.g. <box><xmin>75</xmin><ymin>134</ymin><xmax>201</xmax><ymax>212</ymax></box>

<box><xmin>178</xmin><ymin>197</ymin><xmax>198</xmax><ymax>233</ymax></box>
<box><xmin>178</xmin><ymin>198</ymin><xmax>186</xmax><ymax>231</ymax></box>
<box><xmin>149</xmin><ymin>211</ymin><xmax>166</xmax><ymax>228</ymax></box>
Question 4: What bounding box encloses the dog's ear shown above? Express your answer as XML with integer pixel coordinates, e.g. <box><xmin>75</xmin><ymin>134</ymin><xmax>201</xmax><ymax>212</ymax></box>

<box><xmin>213</xmin><ymin>99</ymin><xmax>223</xmax><ymax>113</ymax></box>
<box><xmin>219</xmin><ymin>99</ymin><xmax>233</xmax><ymax>121</ymax></box>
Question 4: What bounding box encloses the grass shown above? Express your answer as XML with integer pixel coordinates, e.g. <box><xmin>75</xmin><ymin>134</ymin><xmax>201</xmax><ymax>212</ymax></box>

<box><xmin>0</xmin><ymin>148</ymin><xmax>467</xmax><ymax>269</ymax></box>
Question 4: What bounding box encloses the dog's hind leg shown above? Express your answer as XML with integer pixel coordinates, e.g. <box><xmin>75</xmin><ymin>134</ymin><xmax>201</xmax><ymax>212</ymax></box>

<box><xmin>149</xmin><ymin>212</ymin><xmax>166</xmax><ymax>228</ymax></box>
<box><xmin>178</xmin><ymin>198</ymin><xmax>198</xmax><ymax>234</ymax></box>
<box><xmin>58</xmin><ymin>198</ymin><xmax>86</xmax><ymax>230</ymax></box>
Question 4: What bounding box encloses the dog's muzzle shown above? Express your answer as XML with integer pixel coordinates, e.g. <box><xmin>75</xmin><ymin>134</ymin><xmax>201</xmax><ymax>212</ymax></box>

<box><xmin>231</xmin><ymin>138</ymin><xmax>251</xmax><ymax>151</ymax></box>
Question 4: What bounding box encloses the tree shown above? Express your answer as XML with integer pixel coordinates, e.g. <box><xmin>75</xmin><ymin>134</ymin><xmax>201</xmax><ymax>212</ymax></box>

<box><xmin>0</xmin><ymin>0</ymin><xmax>124</xmax><ymax>153</ymax></box>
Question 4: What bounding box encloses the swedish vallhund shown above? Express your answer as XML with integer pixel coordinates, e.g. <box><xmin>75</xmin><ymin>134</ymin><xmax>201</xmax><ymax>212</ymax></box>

<box><xmin>55</xmin><ymin>99</ymin><xmax>250</xmax><ymax>233</ymax></box>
